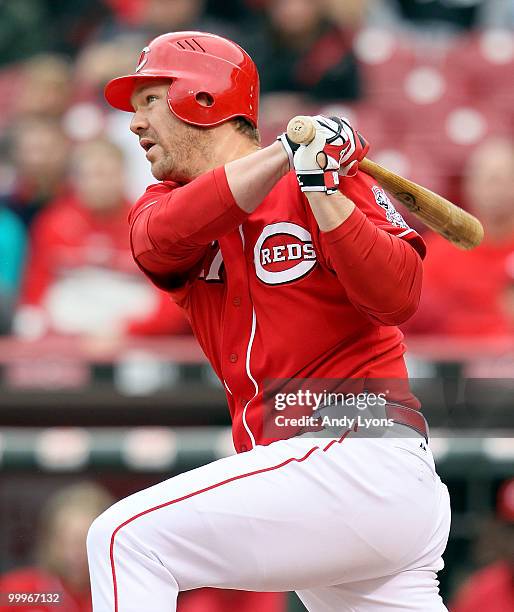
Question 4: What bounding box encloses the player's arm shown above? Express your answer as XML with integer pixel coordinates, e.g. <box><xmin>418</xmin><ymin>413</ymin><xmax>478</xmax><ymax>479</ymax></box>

<box><xmin>130</xmin><ymin>143</ymin><xmax>289</xmax><ymax>289</ymax></box>
<box><xmin>225</xmin><ymin>141</ymin><xmax>289</xmax><ymax>212</ymax></box>
<box><xmin>280</xmin><ymin>116</ymin><xmax>422</xmax><ymax>326</ymax></box>
<box><xmin>306</xmin><ymin>190</ymin><xmax>422</xmax><ymax>325</ymax></box>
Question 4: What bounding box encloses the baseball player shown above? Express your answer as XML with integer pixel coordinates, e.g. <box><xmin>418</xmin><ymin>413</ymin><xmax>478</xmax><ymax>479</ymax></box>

<box><xmin>88</xmin><ymin>31</ymin><xmax>451</xmax><ymax>611</ymax></box>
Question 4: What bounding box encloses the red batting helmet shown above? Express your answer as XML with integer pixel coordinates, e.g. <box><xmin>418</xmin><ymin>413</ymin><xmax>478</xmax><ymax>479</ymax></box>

<box><xmin>104</xmin><ymin>31</ymin><xmax>259</xmax><ymax>128</ymax></box>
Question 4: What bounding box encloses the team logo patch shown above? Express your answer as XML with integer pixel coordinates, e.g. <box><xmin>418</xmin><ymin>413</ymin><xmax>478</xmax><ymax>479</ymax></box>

<box><xmin>136</xmin><ymin>46</ymin><xmax>150</xmax><ymax>72</ymax></box>
<box><xmin>372</xmin><ymin>185</ymin><xmax>409</xmax><ymax>229</ymax></box>
<box><xmin>254</xmin><ymin>222</ymin><xmax>317</xmax><ymax>285</ymax></box>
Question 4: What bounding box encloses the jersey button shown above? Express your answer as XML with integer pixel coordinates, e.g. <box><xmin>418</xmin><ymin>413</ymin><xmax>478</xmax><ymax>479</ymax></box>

<box><xmin>229</xmin><ymin>353</ymin><xmax>238</xmax><ymax>363</ymax></box>
<box><xmin>232</xmin><ymin>296</ymin><xmax>241</xmax><ymax>307</ymax></box>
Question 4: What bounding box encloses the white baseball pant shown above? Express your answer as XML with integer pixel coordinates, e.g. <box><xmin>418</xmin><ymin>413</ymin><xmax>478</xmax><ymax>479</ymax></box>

<box><xmin>87</xmin><ymin>431</ymin><xmax>451</xmax><ymax>611</ymax></box>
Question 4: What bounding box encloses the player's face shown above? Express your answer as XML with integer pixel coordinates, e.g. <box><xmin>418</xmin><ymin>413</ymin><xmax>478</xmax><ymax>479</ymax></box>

<box><xmin>464</xmin><ymin>140</ymin><xmax>514</xmax><ymax>237</ymax></box>
<box><xmin>130</xmin><ymin>80</ymin><xmax>213</xmax><ymax>182</ymax></box>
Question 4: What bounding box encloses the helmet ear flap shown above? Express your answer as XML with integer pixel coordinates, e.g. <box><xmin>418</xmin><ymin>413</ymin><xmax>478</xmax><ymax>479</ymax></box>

<box><xmin>166</xmin><ymin>78</ymin><xmax>220</xmax><ymax>126</ymax></box>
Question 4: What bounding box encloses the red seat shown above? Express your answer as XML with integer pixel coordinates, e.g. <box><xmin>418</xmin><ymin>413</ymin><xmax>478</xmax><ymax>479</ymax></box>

<box><xmin>353</xmin><ymin>28</ymin><xmax>417</xmax><ymax>99</ymax></box>
<box><xmin>421</xmin><ymin>105</ymin><xmax>506</xmax><ymax>178</ymax></box>
<box><xmin>445</xmin><ymin>30</ymin><xmax>514</xmax><ymax>106</ymax></box>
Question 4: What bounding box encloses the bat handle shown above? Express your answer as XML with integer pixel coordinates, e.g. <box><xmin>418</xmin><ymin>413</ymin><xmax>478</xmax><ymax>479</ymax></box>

<box><xmin>286</xmin><ymin>116</ymin><xmax>317</xmax><ymax>145</ymax></box>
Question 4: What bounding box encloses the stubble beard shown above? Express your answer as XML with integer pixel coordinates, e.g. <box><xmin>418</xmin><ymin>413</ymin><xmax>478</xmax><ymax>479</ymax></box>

<box><xmin>150</xmin><ymin>150</ymin><xmax>176</xmax><ymax>182</ymax></box>
<box><xmin>151</xmin><ymin>125</ymin><xmax>214</xmax><ymax>183</ymax></box>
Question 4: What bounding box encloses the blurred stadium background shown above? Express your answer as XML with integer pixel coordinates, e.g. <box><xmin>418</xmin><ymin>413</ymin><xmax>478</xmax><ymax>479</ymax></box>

<box><xmin>0</xmin><ymin>1</ymin><xmax>513</xmax><ymax>610</ymax></box>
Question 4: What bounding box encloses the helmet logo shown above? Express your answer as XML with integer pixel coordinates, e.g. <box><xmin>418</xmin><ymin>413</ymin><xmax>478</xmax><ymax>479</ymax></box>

<box><xmin>136</xmin><ymin>46</ymin><xmax>150</xmax><ymax>72</ymax></box>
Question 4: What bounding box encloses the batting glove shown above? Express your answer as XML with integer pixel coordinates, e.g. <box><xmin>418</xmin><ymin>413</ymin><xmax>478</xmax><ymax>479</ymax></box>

<box><xmin>277</xmin><ymin>132</ymin><xmax>300</xmax><ymax>168</ymax></box>
<box><xmin>279</xmin><ymin>116</ymin><xmax>369</xmax><ymax>195</ymax></box>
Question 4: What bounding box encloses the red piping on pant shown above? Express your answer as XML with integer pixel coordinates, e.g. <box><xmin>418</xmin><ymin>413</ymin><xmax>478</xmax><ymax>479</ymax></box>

<box><xmin>109</xmin><ymin>430</ymin><xmax>351</xmax><ymax>611</ymax></box>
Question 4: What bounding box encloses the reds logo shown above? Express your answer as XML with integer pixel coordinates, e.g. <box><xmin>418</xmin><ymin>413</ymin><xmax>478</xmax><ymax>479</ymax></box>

<box><xmin>254</xmin><ymin>223</ymin><xmax>317</xmax><ymax>285</ymax></box>
<box><xmin>136</xmin><ymin>46</ymin><xmax>150</xmax><ymax>72</ymax></box>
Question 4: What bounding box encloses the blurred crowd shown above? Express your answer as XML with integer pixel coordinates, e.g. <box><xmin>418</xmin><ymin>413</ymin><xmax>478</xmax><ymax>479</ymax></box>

<box><xmin>0</xmin><ymin>0</ymin><xmax>513</xmax><ymax>342</ymax></box>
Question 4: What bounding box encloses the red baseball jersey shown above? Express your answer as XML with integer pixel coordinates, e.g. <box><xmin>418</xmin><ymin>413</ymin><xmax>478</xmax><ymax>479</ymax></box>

<box><xmin>130</xmin><ymin>168</ymin><xmax>425</xmax><ymax>451</ymax></box>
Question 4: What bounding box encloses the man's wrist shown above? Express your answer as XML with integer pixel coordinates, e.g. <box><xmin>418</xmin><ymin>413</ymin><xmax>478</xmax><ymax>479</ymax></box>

<box><xmin>271</xmin><ymin>140</ymin><xmax>294</xmax><ymax>176</ymax></box>
<box><xmin>304</xmin><ymin>190</ymin><xmax>356</xmax><ymax>232</ymax></box>
<box><xmin>296</xmin><ymin>169</ymin><xmax>340</xmax><ymax>194</ymax></box>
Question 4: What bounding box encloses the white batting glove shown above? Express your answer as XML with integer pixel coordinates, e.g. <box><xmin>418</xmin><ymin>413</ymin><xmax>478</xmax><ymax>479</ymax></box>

<box><xmin>293</xmin><ymin>118</ymin><xmax>341</xmax><ymax>194</ymax></box>
<box><xmin>279</xmin><ymin>116</ymin><xmax>370</xmax><ymax>194</ymax></box>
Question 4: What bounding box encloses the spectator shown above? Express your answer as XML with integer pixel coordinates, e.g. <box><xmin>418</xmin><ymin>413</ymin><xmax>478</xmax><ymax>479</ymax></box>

<box><xmin>405</xmin><ymin>138</ymin><xmax>514</xmax><ymax>337</ymax></box>
<box><xmin>74</xmin><ymin>35</ymin><xmax>146</xmax><ymax>106</ymax></box>
<box><xmin>0</xmin><ymin>117</ymin><xmax>71</xmax><ymax>228</ymax></box>
<box><xmin>14</xmin><ymin>138</ymin><xmax>188</xmax><ymax>339</ymax></box>
<box><xmin>0</xmin><ymin>482</ymin><xmax>114</xmax><ymax>612</ymax></box>
<box><xmin>101</xmin><ymin>0</ymin><xmax>239</xmax><ymax>43</ymax></box>
<box><xmin>325</xmin><ymin>0</ymin><xmax>370</xmax><ymax>30</ymax></box>
<box><xmin>15</xmin><ymin>54</ymin><xmax>74</xmax><ymax>120</ymax></box>
<box><xmin>450</xmin><ymin>478</ymin><xmax>514</xmax><ymax>611</ymax></box>
<box><xmin>243</xmin><ymin>0</ymin><xmax>361</xmax><ymax>101</ymax></box>
<box><xmin>0</xmin><ymin>205</ymin><xmax>26</xmax><ymax>334</ymax></box>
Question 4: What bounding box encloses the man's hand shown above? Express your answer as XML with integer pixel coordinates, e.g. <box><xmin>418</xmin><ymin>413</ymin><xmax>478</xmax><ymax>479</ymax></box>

<box><xmin>278</xmin><ymin>116</ymin><xmax>369</xmax><ymax>194</ymax></box>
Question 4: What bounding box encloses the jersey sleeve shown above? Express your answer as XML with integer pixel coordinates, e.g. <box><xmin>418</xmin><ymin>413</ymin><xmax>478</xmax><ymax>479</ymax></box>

<box><xmin>341</xmin><ymin>170</ymin><xmax>426</xmax><ymax>259</ymax></box>
<box><xmin>315</xmin><ymin>170</ymin><xmax>424</xmax><ymax>326</ymax></box>
<box><xmin>129</xmin><ymin>166</ymin><xmax>248</xmax><ymax>293</ymax></box>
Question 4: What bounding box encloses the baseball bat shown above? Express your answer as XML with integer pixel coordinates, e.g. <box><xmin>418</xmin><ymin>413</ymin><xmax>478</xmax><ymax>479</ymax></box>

<box><xmin>286</xmin><ymin>116</ymin><xmax>484</xmax><ymax>250</ymax></box>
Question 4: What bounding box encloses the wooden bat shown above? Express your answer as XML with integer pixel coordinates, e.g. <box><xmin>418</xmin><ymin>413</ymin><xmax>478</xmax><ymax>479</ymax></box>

<box><xmin>286</xmin><ymin>116</ymin><xmax>484</xmax><ymax>250</ymax></box>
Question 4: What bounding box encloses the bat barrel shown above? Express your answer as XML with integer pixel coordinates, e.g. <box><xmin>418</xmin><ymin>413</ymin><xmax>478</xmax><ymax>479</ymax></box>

<box><xmin>360</xmin><ymin>158</ymin><xmax>484</xmax><ymax>250</ymax></box>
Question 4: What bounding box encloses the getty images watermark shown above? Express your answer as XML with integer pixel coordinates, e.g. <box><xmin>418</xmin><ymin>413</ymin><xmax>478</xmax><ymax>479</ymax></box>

<box><xmin>261</xmin><ymin>376</ymin><xmax>514</xmax><ymax>441</ymax></box>
<box><xmin>273</xmin><ymin>389</ymin><xmax>393</xmax><ymax>430</ymax></box>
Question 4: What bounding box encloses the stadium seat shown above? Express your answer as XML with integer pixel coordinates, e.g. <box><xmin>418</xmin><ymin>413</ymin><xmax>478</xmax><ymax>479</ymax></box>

<box><xmin>353</xmin><ymin>28</ymin><xmax>417</xmax><ymax>99</ymax></box>
<box><xmin>445</xmin><ymin>30</ymin><xmax>514</xmax><ymax>107</ymax></box>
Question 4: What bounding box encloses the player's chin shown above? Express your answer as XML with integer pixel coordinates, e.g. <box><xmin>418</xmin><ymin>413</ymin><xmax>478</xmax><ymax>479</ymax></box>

<box><xmin>149</xmin><ymin>159</ymin><xmax>170</xmax><ymax>181</ymax></box>
<box><xmin>150</xmin><ymin>164</ymin><xmax>164</xmax><ymax>180</ymax></box>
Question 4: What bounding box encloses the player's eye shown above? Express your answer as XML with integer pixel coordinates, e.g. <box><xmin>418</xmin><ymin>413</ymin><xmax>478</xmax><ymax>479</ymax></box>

<box><xmin>146</xmin><ymin>94</ymin><xmax>158</xmax><ymax>104</ymax></box>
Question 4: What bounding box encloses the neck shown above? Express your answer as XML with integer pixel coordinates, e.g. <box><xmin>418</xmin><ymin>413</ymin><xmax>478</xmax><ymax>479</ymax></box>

<box><xmin>190</xmin><ymin>127</ymin><xmax>259</xmax><ymax>180</ymax></box>
<box><xmin>212</xmin><ymin>128</ymin><xmax>260</xmax><ymax>165</ymax></box>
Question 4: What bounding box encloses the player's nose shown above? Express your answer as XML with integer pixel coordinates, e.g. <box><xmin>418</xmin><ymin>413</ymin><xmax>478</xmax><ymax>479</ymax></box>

<box><xmin>130</xmin><ymin>109</ymin><xmax>149</xmax><ymax>134</ymax></box>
